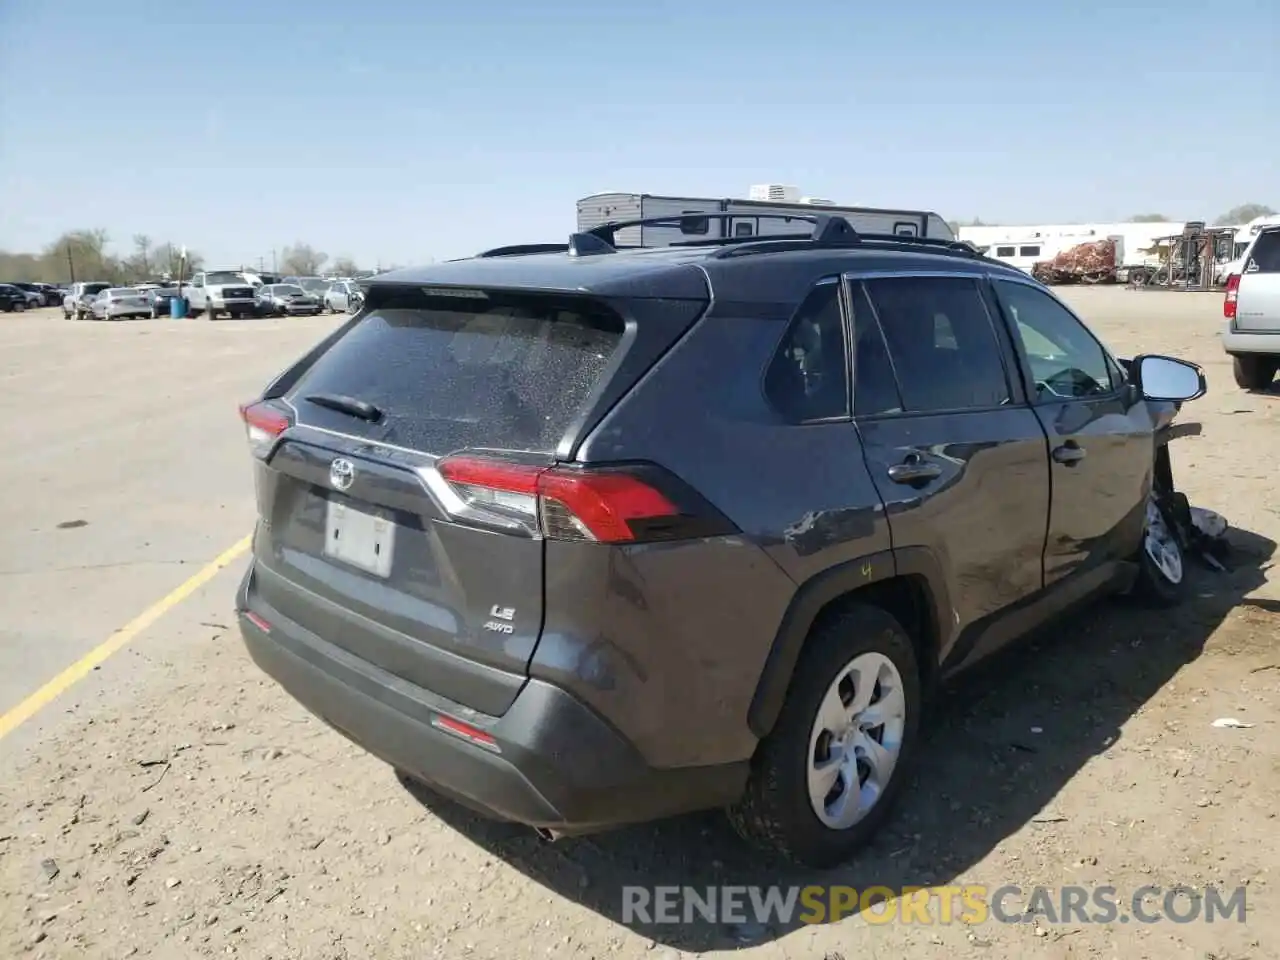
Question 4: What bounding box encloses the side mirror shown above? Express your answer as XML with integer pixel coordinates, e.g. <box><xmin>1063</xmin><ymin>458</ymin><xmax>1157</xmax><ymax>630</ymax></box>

<box><xmin>1135</xmin><ymin>354</ymin><xmax>1206</xmax><ymax>402</ymax></box>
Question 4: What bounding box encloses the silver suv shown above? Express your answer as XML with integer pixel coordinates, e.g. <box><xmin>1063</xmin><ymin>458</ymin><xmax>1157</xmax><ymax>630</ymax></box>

<box><xmin>1223</xmin><ymin>226</ymin><xmax>1280</xmax><ymax>390</ymax></box>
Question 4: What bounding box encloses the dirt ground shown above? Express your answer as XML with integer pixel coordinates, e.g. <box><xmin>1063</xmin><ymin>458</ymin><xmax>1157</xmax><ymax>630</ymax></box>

<box><xmin>1</xmin><ymin>288</ymin><xmax>1278</xmax><ymax>960</ymax></box>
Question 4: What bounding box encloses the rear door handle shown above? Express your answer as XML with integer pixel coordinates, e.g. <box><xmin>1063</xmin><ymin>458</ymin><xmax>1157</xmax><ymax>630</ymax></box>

<box><xmin>1052</xmin><ymin>443</ymin><xmax>1086</xmax><ymax>465</ymax></box>
<box><xmin>887</xmin><ymin>458</ymin><xmax>942</xmax><ymax>484</ymax></box>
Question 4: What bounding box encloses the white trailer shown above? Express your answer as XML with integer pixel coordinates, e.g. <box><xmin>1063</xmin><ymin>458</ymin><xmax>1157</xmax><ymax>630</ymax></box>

<box><xmin>577</xmin><ymin>189</ymin><xmax>955</xmax><ymax>248</ymax></box>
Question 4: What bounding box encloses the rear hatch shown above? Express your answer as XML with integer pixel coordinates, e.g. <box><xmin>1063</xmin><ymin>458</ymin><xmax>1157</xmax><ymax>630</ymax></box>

<box><xmin>1234</xmin><ymin>229</ymin><xmax>1280</xmax><ymax>333</ymax></box>
<box><xmin>241</xmin><ymin>281</ymin><xmax>707</xmax><ymax>715</ymax></box>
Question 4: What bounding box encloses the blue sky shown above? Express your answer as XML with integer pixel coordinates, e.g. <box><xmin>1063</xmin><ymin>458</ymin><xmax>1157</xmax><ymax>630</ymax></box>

<box><xmin>1</xmin><ymin>0</ymin><xmax>1275</xmax><ymax>268</ymax></box>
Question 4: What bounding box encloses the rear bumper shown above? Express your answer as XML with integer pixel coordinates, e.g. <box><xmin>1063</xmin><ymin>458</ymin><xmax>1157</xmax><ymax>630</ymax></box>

<box><xmin>235</xmin><ymin>564</ymin><xmax>746</xmax><ymax>832</ymax></box>
<box><xmin>1223</xmin><ymin>324</ymin><xmax>1280</xmax><ymax>355</ymax></box>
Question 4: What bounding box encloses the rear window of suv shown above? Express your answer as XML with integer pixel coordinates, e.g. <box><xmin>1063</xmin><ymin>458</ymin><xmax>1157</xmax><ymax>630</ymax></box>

<box><xmin>289</xmin><ymin>289</ymin><xmax>626</xmax><ymax>455</ymax></box>
<box><xmin>1246</xmin><ymin>230</ymin><xmax>1280</xmax><ymax>273</ymax></box>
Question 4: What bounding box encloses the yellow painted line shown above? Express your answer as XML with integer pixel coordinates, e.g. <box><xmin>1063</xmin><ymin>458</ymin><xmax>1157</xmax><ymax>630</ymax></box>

<box><xmin>0</xmin><ymin>534</ymin><xmax>253</xmax><ymax>741</ymax></box>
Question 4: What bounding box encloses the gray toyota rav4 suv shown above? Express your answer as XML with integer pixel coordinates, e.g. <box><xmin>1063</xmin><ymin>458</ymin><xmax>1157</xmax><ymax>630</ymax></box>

<box><xmin>236</xmin><ymin>215</ymin><xmax>1206</xmax><ymax>867</ymax></box>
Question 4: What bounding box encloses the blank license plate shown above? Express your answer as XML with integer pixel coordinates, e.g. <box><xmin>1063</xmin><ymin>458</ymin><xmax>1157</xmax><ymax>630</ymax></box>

<box><xmin>324</xmin><ymin>500</ymin><xmax>395</xmax><ymax>577</ymax></box>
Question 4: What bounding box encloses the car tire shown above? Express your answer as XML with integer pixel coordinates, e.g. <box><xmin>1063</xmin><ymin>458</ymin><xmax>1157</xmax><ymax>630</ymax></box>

<box><xmin>1131</xmin><ymin>494</ymin><xmax>1188</xmax><ymax>607</ymax></box>
<box><xmin>727</xmin><ymin>602</ymin><xmax>922</xmax><ymax>868</ymax></box>
<box><xmin>13</xmin><ymin>301</ymin><xmax>25</xmax><ymax>313</ymax></box>
<box><xmin>1232</xmin><ymin>355</ymin><xmax>1278</xmax><ymax>391</ymax></box>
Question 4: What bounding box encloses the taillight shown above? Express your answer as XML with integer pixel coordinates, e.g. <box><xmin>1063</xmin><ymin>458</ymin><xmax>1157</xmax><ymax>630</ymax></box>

<box><xmin>1224</xmin><ymin>274</ymin><xmax>1240</xmax><ymax>320</ymax></box>
<box><xmin>239</xmin><ymin>400</ymin><xmax>291</xmax><ymax>459</ymax></box>
<box><xmin>427</xmin><ymin>455</ymin><xmax>733</xmax><ymax>544</ymax></box>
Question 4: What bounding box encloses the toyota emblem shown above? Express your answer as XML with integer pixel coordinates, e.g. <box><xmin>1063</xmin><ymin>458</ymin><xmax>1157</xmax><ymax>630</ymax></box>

<box><xmin>329</xmin><ymin>458</ymin><xmax>356</xmax><ymax>491</ymax></box>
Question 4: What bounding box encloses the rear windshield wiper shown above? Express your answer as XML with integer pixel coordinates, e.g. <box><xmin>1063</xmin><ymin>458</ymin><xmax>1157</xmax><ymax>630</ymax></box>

<box><xmin>304</xmin><ymin>392</ymin><xmax>383</xmax><ymax>422</ymax></box>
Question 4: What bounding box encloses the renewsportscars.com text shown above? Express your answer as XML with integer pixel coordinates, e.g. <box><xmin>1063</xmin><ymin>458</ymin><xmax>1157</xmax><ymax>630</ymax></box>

<box><xmin>621</xmin><ymin>884</ymin><xmax>1247</xmax><ymax>926</ymax></box>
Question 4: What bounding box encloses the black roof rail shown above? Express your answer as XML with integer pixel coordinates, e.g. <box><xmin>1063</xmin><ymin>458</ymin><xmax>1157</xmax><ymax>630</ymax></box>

<box><xmin>473</xmin><ymin>213</ymin><xmax>987</xmax><ymax>263</ymax></box>
<box><xmin>477</xmin><ymin>243</ymin><xmax>569</xmax><ymax>258</ymax></box>
<box><xmin>587</xmin><ymin>211</ymin><xmax>823</xmax><ymax>249</ymax></box>
<box><xmin>710</xmin><ymin>230</ymin><xmax>989</xmax><ymax>261</ymax></box>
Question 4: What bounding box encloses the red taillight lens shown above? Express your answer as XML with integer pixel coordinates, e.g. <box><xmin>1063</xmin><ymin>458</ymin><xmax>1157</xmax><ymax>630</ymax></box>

<box><xmin>239</xmin><ymin>400</ymin><xmax>291</xmax><ymax>458</ymax></box>
<box><xmin>434</xmin><ymin>456</ymin><xmax>681</xmax><ymax>543</ymax></box>
<box><xmin>1224</xmin><ymin>274</ymin><xmax>1240</xmax><ymax>320</ymax></box>
<box><xmin>539</xmin><ymin>471</ymin><xmax>678</xmax><ymax>542</ymax></box>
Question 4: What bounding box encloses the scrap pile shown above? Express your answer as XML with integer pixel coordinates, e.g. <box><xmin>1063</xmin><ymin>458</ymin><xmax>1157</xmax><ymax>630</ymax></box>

<box><xmin>1031</xmin><ymin>238</ymin><xmax>1118</xmax><ymax>285</ymax></box>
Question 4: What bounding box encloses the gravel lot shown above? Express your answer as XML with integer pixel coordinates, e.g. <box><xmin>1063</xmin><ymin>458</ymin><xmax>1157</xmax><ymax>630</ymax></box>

<box><xmin>1</xmin><ymin>290</ymin><xmax>1277</xmax><ymax>960</ymax></box>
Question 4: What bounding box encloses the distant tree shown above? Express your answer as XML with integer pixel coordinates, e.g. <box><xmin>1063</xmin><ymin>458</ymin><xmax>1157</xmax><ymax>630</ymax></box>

<box><xmin>159</xmin><ymin>243</ymin><xmax>203</xmax><ymax>281</ymax></box>
<box><xmin>280</xmin><ymin>243</ymin><xmax>328</xmax><ymax>276</ymax></box>
<box><xmin>124</xmin><ymin>234</ymin><xmax>154</xmax><ymax>279</ymax></box>
<box><xmin>947</xmin><ymin>217</ymin><xmax>986</xmax><ymax>233</ymax></box>
<box><xmin>1214</xmin><ymin>203</ymin><xmax>1277</xmax><ymax>225</ymax></box>
<box><xmin>0</xmin><ymin>231</ymin><xmax>201</xmax><ymax>284</ymax></box>
<box><xmin>55</xmin><ymin>229</ymin><xmax>120</xmax><ymax>283</ymax></box>
<box><xmin>329</xmin><ymin>256</ymin><xmax>360</xmax><ymax>277</ymax></box>
<box><xmin>0</xmin><ymin>250</ymin><xmax>44</xmax><ymax>282</ymax></box>
<box><xmin>1128</xmin><ymin>213</ymin><xmax>1171</xmax><ymax>222</ymax></box>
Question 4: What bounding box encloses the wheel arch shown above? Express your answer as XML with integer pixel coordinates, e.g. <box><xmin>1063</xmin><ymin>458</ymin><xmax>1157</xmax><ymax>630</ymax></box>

<box><xmin>746</xmin><ymin>547</ymin><xmax>951</xmax><ymax>739</ymax></box>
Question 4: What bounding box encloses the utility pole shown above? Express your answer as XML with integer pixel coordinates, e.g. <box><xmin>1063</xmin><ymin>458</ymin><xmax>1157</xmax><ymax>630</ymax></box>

<box><xmin>65</xmin><ymin>242</ymin><xmax>76</xmax><ymax>283</ymax></box>
<box><xmin>272</xmin><ymin>249</ymin><xmax>278</xmax><ymax>275</ymax></box>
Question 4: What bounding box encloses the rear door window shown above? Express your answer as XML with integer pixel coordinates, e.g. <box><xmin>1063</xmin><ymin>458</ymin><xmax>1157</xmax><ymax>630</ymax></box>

<box><xmin>289</xmin><ymin>289</ymin><xmax>626</xmax><ymax>455</ymax></box>
<box><xmin>862</xmin><ymin>276</ymin><xmax>1011</xmax><ymax>412</ymax></box>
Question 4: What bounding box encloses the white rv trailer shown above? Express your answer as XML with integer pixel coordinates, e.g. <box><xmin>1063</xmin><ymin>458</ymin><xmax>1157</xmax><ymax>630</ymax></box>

<box><xmin>576</xmin><ymin>188</ymin><xmax>955</xmax><ymax>248</ymax></box>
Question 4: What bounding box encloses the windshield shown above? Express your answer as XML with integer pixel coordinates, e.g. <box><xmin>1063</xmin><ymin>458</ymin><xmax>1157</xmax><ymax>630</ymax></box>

<box><xmin>205</xmin><ymin>271</ymin><xmax>245</xmax><ymax>285</ymax></box>
<box><xmin>277</xmin><ymin>284</ymin><xmax>305</xmax><ymax>296</ymax></box>
<box><xmin>108</xmin><ymin>288</ymin><xmax>140</xmax><ymax>297</ymax></box>
<box><xmin>300</xmin><ymin>278</ymin><xmax>327</xmax><ymax>292</ymax></box>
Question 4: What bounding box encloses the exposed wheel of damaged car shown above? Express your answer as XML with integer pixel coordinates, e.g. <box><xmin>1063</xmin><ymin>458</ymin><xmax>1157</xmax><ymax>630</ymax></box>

<box><xmin>1131</xmin><ymin>494</ymin><xmax>1187</xmax><ymax>606</ymax></box>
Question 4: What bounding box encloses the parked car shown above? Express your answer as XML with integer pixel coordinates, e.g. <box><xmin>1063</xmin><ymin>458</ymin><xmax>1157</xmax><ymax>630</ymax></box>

<box><xmin>256</xmin><ymin>283</ymin><xmax>323</xmax><ymax>317</ymax></box>
<box><xmin>323</xmin><ymin>279</ymin><xmax>363</xmax><ymax>313</ymax></box>
<box><xmin>88</xmin><ymin>287</ymin><xmax>152</xmax><ymax>321</ymax></box>
<box><xmin>0</xmin><ymin>283</ymin><xmax>29</xmax><ymax>312</ymax></box>
<box><xmin>1222</xmin><ymin>225</ymin><xmax>1280</xmax><ymax>390</ymax></box>
<box><xmin>9</xmin><ymin>281</ymin><xmax>60</xmax><ymax>306</ymax></box>
<box><xmin>147</xmin><ymin>285</ymin><xmax>183</xmax><ymax>318</ymax></box>
<box><xmin>282</xmin><ymin>276</ymin><xmax>331</xmax><ymax>301</ymax></box>
<box><xmin>235</xmin><ymin>215</ymin><xmax>1207</xmax><ymax>868</ymax></box>
<box><xmin>63</xmin><ymin>281</ymin><xmax>112</xmax><ymax>319</ymax></box>
<box><xmin>4</xmin><ymin>283</ymin><xmax>43</xmax><ymax>308</ymax></box>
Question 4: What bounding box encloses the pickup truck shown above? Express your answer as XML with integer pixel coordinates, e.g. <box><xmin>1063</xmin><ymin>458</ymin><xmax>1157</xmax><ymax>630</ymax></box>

<box><xmin>185</xmin><ymin>270</ymin><xmax>259</xmax><ymax>319</ymax></box>
<box><xmin>1223</xmin><ymin>225</ymin><xmax>1280</xmax><ymax>390</ymax></box>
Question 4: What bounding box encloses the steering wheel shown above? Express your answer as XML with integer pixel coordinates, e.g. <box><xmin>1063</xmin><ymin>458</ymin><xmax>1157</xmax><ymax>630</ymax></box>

<box><xmin>1036</xmin><ymin>366</ymin><xmax>1105</xmax><ymax>399</ymax></box>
